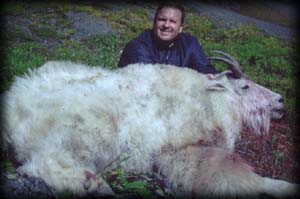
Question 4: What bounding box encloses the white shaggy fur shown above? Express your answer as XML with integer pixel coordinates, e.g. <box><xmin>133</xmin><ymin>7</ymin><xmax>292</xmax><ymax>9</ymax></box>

<box><xmin>2</xmin><ymin>61</ymin><xmax>298</xmax><ymax>197</ymax></box>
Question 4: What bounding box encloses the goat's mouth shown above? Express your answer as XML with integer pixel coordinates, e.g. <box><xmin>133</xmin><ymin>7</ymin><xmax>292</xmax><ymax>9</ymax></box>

<box><xmin>271</xmin><ymin>108</ymin><xmax>285</xmax><ymax>120</ymax></box>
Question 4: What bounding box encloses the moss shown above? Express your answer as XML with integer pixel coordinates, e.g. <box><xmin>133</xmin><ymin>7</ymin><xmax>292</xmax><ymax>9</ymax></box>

<box><xmin>29</xmin><ymin>24</ymin><xmax>58</xmax><ymax>38</ymax></box>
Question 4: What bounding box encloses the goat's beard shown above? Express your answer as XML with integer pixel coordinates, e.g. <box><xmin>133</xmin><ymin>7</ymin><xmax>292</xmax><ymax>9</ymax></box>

<box><xmin>242</xmin><ymin>105</ymin><xmax>271</xmax><ymax>136</ymax></box>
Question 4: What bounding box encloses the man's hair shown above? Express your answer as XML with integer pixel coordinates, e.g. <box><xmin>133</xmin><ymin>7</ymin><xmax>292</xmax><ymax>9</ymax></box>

<box><xmin>154</xmin><ymin>2</ymin><xmax>185</xmax><ymax>25</ymax></box>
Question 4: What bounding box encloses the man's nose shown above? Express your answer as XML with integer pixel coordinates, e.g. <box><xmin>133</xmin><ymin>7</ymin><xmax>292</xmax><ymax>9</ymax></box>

<box><xmin>163</xmin><ymin>20</ymin><xmax>170</xmax><ymax>27</ymax></box>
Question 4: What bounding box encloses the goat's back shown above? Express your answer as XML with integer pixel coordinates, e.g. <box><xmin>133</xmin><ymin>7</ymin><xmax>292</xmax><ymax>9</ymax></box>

<box><xmin>3</xmin><ymin>61</ymin><xmax>241</xmax><ymax>171</ymax></box>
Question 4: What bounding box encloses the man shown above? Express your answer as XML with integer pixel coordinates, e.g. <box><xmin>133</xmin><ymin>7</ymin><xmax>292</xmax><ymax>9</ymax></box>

<box><xmin>118</xmin><ymin>2</ymin><xmax>216</xmax><ymax>79</ymax></box>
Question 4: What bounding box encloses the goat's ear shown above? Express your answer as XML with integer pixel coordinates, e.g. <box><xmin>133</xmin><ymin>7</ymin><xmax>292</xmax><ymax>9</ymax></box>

<box><xmin>206</xmin><ymin>82</ymin><xmax>226</xmax><ymax>91</ymax></box>
<box><xmin>214</xmin><ymin>70</ymin><xmax>232</xmax><ymax>80</ymax></box>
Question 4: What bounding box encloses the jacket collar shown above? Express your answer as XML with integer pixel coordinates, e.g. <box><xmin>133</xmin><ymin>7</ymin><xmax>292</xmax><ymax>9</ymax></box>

<box><xmin>150</xmin><ymin>29</ymin><xmax>179</xmax><ymax>50</ymax></box>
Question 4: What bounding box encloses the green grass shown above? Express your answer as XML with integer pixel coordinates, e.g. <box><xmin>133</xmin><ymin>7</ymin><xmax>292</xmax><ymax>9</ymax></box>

<box><xmin>2</xmin><ymin>42</ymin><xmax>49</xmax><ymax>90</ymax></box>
<box><xmin>52</xmin><ymin>35</ymin><xmax>122</xmax><ymax>68</ymax></box>
<box><xmin>106</xmin><ymin>169</ymin><xmax>155</xmax><ymax>199</ymax></box>
<box><xmin>98</xmin><ymin>7</ymin><xmax>153</xmax><ymax>41</ymax></box>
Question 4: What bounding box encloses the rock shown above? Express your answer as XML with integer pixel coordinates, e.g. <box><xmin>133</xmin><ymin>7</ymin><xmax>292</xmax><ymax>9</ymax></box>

<box><xmin>64</xmin><ymin>11</ymin><xmax>115</xmax><ymax>41</ymax></box>
<box><xmin>0</xmin><ymin>171</ymin><xmax>57</xmax><ymax>199</ymax></box>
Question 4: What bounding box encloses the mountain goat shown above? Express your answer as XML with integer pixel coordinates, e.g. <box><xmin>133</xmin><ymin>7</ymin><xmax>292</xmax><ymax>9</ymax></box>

<box><xmin>2</xmin><ymin>51</ymin><xmax>298</xmax><ymax>198</ymax></box>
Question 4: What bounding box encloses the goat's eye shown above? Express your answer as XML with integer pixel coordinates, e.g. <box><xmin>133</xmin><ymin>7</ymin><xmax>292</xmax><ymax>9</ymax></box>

<box><xmin>242</xmin><ymin>85</ymin><xmax>249</xmax><ymax>89</ymax></box>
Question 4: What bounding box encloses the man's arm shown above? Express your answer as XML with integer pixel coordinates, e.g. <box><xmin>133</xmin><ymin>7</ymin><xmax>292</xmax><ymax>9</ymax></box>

<box><xmin>118</xmin><ymin>40</ymin><xmax>154</xmax><ymax>67</ymax></box>
<box><xmin>188</xmin><ymin>39</ymin><xmax>217</xmax><ymax>75</ymax></box>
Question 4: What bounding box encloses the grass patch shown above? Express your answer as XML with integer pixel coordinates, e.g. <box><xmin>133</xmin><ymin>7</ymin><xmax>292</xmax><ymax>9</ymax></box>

<box><xmin>98</xmin><ymin>7</ymin><xmax>153</xmax><ymax>42</ymax></box>
<box><xmin>104</xmin><ymin>166</ymin><xmax>169</xmax><ymax>199</ymax></box>
<box><xmin>2</xmin><ymin>42</ymin><xmax>49</xmax><ymax>90</ymax></box>
<box><xmin>29</xmin><ymin>23</ymin><xmax>58</xmax><ymax>38</ymax></box>
<box><xmin>53</xmin><ymin>35</ymin><xmax>122</xmax><ymax>68</ymax></box>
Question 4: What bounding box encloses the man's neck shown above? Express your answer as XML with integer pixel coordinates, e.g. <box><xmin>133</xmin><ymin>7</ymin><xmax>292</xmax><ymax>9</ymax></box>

<box><xmin>151</xmin><ymin>30</ymin><xmax>178</xmax><ymax>49</ymax></box>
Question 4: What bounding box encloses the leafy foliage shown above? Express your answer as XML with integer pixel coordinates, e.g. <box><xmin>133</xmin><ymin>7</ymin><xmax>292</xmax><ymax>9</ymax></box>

<box><xmin>106</xmin><ymin>169</ymin><xmax>154</xmax><ymax>199</ymax></box>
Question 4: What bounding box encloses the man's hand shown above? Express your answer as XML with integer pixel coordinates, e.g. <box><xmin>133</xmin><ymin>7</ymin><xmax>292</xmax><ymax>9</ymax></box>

<box><xmin>207</xmin><ymin>73</ymin><xmax>214</xmax><ymax>80</ymax></box>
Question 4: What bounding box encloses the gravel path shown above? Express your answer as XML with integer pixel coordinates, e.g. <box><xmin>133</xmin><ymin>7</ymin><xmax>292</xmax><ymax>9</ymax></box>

<box><xmin>187</xmin><ymin>1</ymin><xmax>295</xmax><ymax>42</ymax></box>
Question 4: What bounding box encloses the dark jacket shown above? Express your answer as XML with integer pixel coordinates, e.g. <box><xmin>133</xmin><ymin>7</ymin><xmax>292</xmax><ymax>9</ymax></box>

<box><xmin>118</xmin><ymin>29</ymin><xmax>216</xmax><ymax>74</ymax></box>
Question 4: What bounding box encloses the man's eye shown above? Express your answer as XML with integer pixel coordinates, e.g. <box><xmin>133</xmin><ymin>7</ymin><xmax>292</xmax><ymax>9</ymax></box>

<box><xmin>158</xmin><ymin>18</ymin><xmax>166</xmax><ymax>22</ymax></box>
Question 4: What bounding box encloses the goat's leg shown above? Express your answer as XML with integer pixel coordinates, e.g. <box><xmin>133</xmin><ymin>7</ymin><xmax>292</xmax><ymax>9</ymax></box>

<box><xmin>156</xmin><ymin>145</ymin><xmax>298</xmax><ymax>198</ymax></box>
<box><xmin>17</xmin><ymin>151</ymin><xmax>114</xmax><ymax>197</ymax></box>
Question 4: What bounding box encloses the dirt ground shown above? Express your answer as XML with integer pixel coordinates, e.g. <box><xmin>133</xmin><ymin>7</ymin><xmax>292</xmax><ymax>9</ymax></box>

<box><xmin>236</xmin><ymin>116</ymin><xmax>299</xmax><ymax>184</ymax></box>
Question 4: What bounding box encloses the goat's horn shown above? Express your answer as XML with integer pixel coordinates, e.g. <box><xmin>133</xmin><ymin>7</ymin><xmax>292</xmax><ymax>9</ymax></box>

<box><xmin>208</xmin><ymin>50</ymin><xmax>244</xmax><ymax>78</ymax></box>
<box><xmin>213</xmin><ymin>70</ymin><xmax>232</xmax><ymax>80</ymax></box>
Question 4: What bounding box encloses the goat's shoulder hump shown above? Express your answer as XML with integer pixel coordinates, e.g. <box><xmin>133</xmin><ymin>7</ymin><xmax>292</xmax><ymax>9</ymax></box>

<box><xmin>40</xmin><ymin>60</ymin><xmax>88</xmax><ymax>70</ymax></box>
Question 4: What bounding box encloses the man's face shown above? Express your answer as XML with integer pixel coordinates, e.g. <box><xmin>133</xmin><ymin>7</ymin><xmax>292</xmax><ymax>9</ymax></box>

<box><xmin>153</xmin><ymin>7</ymin><xmax>183</xmax><ymax>42</ymax></box>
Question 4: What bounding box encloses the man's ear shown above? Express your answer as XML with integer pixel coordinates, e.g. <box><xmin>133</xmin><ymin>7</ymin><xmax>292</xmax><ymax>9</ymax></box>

<box><xmin>179</xmin><ymin>25</ymin><xmax>183</xmax><ymax>33</ymax></box>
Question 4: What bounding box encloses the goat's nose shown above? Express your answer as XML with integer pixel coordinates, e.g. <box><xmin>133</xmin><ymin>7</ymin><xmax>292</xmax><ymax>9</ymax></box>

<box><xmin>278</xmin><ymin>97</ymin><xmax>284</xmax><ymax>103</ymax></box>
